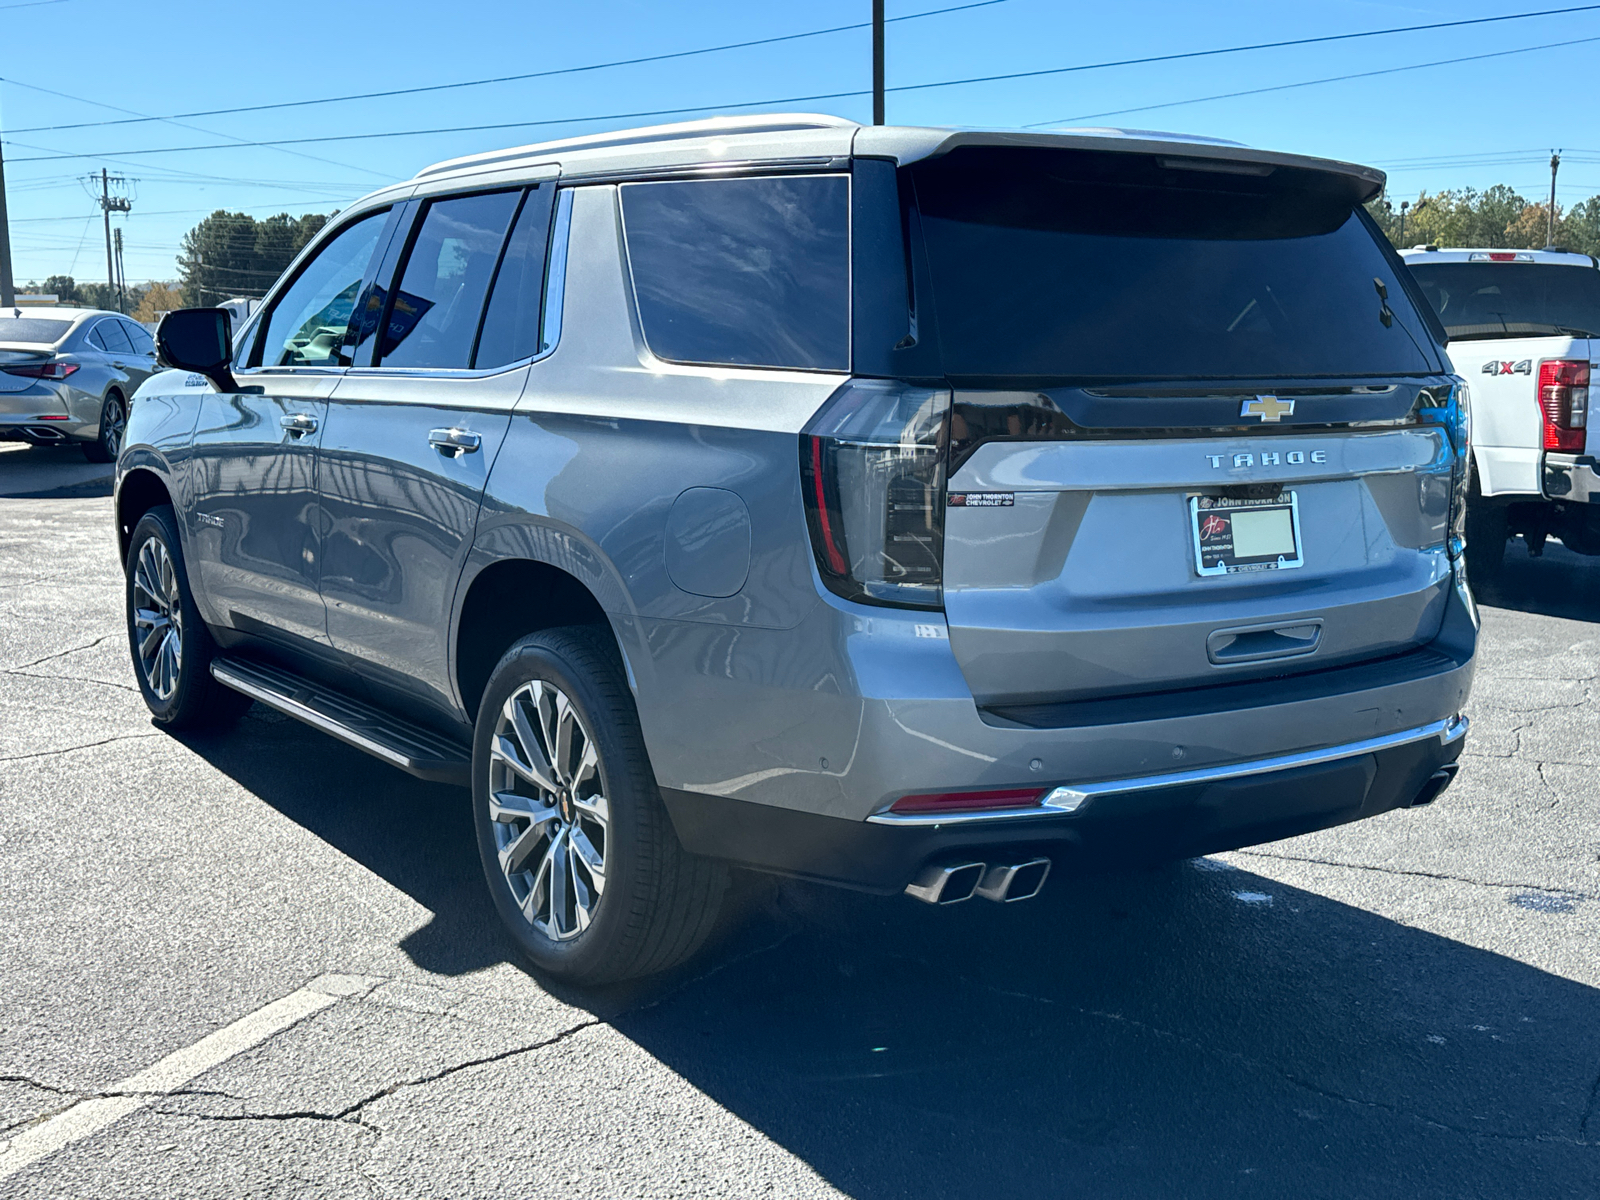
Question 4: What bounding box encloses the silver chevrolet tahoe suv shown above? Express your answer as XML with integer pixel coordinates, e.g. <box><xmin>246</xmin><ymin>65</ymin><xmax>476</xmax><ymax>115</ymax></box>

<box><xmin>118</xmin><ymin>115</ymin><xmax>1476</xmax><ymax>983</ymax></box>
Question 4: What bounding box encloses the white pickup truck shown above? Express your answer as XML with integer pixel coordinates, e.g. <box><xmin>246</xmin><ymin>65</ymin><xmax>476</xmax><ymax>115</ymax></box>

<box><xmin>1401</xmin><ymin>247</ymin><xmax>1600</xmax><ymax>581</ymax></box>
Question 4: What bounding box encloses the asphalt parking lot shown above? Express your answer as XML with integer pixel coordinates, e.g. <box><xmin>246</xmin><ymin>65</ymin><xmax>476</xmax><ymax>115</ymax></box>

<box><xmin>0</xmin><ymin>444</ymin><xmax>1596</xmax><ymax>1198</ymax></box>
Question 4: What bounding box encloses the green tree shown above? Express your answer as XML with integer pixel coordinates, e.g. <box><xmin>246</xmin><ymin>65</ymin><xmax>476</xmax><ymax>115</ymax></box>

<box><xmin>177</xmin><ymin>210</ymin><xmax>333</xmax><ymax>307</ymax></box>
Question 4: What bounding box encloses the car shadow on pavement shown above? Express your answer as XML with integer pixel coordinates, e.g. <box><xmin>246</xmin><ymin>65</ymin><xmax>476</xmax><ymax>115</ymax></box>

<box><xmin>1475</xmin><ymin>539</ymin><xmax>1600</xmax><ymax>622</ymax></box>
<box><xmin>178</xmin><ymin>710</ymin><xmax>1600</xmax><ymax>1198</ymax></box>
<box><xmin>0</xmin><ymin>444</ymin><xmax>113</xmax><ymax>499</ymax></box>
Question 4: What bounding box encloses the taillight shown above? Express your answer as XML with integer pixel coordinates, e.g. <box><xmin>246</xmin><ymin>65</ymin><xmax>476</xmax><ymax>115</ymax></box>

<box><xmin>0</xmin><ymin>362</ymin><xmax>78</xmax><ymax>380</ymax></box>
<box><xmin>1537</xmin><ymin>359</ymin><xmax>1589</xmax><ymax>452</ymax></box>
<box><xmin>799</xmin><ymin>379</ymin><xmax>951</xmax><ymax>610</ymax></box>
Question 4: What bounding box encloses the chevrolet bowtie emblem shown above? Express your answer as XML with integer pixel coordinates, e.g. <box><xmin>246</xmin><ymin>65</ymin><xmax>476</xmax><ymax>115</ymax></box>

<box><xmin>1242</xmin><ymin>395</ymin><xmax>1295</xmax><ymax>422</ymax></box>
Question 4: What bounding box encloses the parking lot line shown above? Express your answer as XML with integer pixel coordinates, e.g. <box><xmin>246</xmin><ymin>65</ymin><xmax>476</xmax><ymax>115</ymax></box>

<box><xmin>0</xmin><ymin>980</ymin><xmax>346</xmax><ymax>1182</ymax></box>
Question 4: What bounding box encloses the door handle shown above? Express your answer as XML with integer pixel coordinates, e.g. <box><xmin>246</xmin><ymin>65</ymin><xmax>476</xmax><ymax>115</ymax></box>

<box><xmin>429</xmin><ymin>427</ymin><xmax>481</xmax><ymax>457</ymax></box>
<box><xmin>112</xmin><ymin>361</ymin><xmax>126</xmax><ymax>369</ymax></box>
<box><xmin>280</xmin><ymin>413</ymin><xmax>319</xmax><ymax>438</ymax></box>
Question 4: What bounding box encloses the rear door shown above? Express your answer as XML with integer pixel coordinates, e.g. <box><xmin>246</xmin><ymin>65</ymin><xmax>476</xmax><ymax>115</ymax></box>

<box><xmin>318</xmin><ymin>184</ymin><xmax>552</xmax><ymax>712</ymax></box>
<box><xmin>905</xmin><ymin>145</ymin><xmax>1458</xmax><ymax>707</ymax></box>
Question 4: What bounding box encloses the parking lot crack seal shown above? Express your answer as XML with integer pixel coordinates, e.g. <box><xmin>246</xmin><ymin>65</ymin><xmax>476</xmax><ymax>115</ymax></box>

<box><xmin>1</xmin><ymin>633</ymin><xmax>116</xmax><ymax>674</ymax></box>
<box><xmin>1231</xmin><ymin>849</ymin><xmax>1599</xmax><ymax>902</ymax></box>
<box><xmin>0</xmin><ymin>732</ymin><xmax>161</xmax><ymax>764</ymax></box>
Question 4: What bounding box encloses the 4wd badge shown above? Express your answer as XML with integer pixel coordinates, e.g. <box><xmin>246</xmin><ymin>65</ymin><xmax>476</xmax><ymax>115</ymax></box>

<box><xmin>1482</xmin><ymin>359</ymin><xmax>1533</xmax><ymax>376</ymax></box>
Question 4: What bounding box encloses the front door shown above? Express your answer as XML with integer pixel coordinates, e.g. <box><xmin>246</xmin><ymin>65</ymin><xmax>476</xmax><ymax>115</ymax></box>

<box><xmin>317</xmin><ymin>186</ymin><xmax>551</xmax><ymax>712</ymax></box>
<box><xmin>185</xmin><ymin>207</ymin><xmax>395</xmax><ymax>648</ymax></box>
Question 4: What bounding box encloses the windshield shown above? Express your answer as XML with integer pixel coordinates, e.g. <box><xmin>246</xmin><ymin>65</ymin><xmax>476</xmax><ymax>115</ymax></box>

<box><xmin>1404</xmin><ymin>261</ymin><xmax>1600</xmax><ymax>340</ymax></box>
<box><xmin>908</xmin><ymin>147</ymin><xmax>1436</xmax><ymax>382</ymax></box>
<box><xmin>0</xmin><ymin>317</ymin><xmax>71</xmax><ymax>345</ymax></box>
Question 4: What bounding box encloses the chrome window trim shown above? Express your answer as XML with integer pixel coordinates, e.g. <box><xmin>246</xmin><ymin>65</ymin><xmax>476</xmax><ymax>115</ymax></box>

<box><xmin>540</xmin><ymin>187</ymin><xmax>574</xmax><ymax>358</ymax></box>
<box><xmin>866</xmin><ymin>715</ymin><xmax>1469</xmax><ymax>826</ymax></box>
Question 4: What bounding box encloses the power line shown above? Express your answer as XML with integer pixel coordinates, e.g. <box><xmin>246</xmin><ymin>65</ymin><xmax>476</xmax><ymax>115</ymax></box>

<box><xmin>1</xmin><ymin>0</ymin><xmax>1008</xmax><ymax>136</ymax></box>
<box><xmin>1036</xmin><ymin>33</ymin><xmax>1600</xmax><ymax>126</ymax></box>
<box><xmin>12</xmin><ymin>2</ymin><xmax>1600</xmax><ymax>165</ymax></box>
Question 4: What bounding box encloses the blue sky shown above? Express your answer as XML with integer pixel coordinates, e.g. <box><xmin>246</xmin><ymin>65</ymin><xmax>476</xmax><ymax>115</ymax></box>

<box><xmin>4</xmin><ymin>0</ymin><xmax>1600</xmax><ymax>289</ymax></box>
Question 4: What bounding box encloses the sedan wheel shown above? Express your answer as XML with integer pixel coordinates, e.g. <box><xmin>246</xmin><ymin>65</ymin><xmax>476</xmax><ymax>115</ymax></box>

<box><xmin>131</xmin><ymin>534</ymin><xmax>183</xmax><ymax>701</ymax></box>
<box><xmin>489</xmin><ymin>679</ymin><xmax>610</xmax><ymax>941</ymax></box>
<box><xmin>101</xmin><ymin>394</ymin><xmax>125</xmax><ymax>458</ymax></box>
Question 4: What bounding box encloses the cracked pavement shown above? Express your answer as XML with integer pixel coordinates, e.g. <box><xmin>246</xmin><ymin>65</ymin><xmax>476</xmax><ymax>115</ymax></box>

<box><xmin>1</xmin><ymin>449</ymin><xmax>1598</xmax><ymax>1198</ymax></box>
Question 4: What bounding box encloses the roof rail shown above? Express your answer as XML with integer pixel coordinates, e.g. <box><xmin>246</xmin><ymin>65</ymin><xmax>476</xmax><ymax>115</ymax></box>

<box><xmin>415</xmin><ymin>113</ymin><xmax>860</xmax><ymax>179</ymax></box>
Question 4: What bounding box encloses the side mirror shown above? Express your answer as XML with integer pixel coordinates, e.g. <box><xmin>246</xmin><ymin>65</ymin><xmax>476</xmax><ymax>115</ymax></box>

<box><xmin>156</xmin><ymin>308</ymin><xmax>238</xmax><ymax>392</ymax></box>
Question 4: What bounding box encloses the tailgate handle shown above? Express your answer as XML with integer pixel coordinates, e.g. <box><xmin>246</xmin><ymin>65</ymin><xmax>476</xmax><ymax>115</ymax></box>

<box><xmin>1207</xmin><ymin>620</ymin><xmax>1322</xmax><ymax>665</ymax></box>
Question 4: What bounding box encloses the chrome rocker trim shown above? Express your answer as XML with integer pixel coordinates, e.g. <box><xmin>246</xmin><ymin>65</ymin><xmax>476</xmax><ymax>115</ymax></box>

<box><xmin>867</xmin><ymin>714</ymin><xmax>1469</xmax><ymax>827</ymax></box>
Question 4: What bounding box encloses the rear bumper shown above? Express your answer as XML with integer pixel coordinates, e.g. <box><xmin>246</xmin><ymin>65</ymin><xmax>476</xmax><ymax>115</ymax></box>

<box><xmin>1542</xmin><ymin>453</ymin><xmax>1600</xmax><ymax>503</ymax></box>
<box><xmin>663</xmin><ymin>716</ymin><xmax>1467</xmax><ymax>892</ymax></box>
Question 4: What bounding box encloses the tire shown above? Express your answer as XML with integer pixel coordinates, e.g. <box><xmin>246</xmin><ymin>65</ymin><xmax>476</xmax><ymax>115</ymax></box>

<box><xmin>1463</xmin><ymin>465</ymin><xmax>1507</xmax><ymax>586</ymax></box>
<box><xmin>124</xmin><ymin>505</ymin><xmax>252</xmax><ymax>730</ymax></box>
<box><xmin>81</xmin><ymin>391</ymin><xmax>124</xmax><ymax>463</ymax></box>
<box><xmin>472</xmin><ymin>626</ymin><xmax>728</xmax><ymax>985</ymax></box>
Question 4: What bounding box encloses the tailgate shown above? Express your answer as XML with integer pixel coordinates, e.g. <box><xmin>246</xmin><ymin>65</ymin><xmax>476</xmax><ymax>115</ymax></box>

<box><xmin>943</xmin><ymin>425</ymin><xmax>1453</xmax><ymax>706</ymax></box>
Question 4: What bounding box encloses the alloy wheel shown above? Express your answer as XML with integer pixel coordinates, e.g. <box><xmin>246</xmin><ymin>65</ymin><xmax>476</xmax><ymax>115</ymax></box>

<box><xmin>131</xmin><ymin>536</ymin><xmax>183</xmax><ymax>700</ymax></box>
<box><xmin>102</xmin><ymin>396</ymin><xmax>125</xmax><ymax>458</ymax></box>
<box><xmin>488</xmin><ymin>679</ymin><xmax>609</xmax><ymax>941</ymax></box>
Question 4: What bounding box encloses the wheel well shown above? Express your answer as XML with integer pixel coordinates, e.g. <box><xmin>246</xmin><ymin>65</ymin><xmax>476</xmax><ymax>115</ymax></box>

<box><xmin>116</xmin><ymin>469</ymin><xmax>172</xmax><ymax>563</ymax></box>
<box><xmin>455</xmin><ymin>559</ymin><xmax>611</xmax><ymax>721</ymax></box>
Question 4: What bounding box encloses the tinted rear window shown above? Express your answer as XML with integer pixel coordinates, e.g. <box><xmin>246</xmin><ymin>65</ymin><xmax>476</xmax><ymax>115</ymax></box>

<box><xmin>910</xmin><ymin>147</ymin><xmax>1435</xmax><ymax>381</ymax></box>
<box><xmin>1404</xmin><ymin>261</ymin><xmax>1600</xmax><ymax>339</ymax></box>
<box><xmin>620</xmin><ymin>175</ymin><xmax>850</xmax><ymax>371</ymax></box>
<box><xmin>0</xmin><ymin>318</ymin><xmax>71</xmax><ymax>344</ymax></box>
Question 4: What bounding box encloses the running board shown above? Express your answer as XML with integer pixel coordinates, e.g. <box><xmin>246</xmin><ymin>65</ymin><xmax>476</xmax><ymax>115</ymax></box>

<box><xmin>210</xmin><ymin>657</ymin><xmax>471</xmax><ymax>786</ymax></box>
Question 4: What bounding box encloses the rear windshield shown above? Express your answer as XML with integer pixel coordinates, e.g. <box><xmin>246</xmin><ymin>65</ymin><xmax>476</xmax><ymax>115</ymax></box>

<box><xmin>1404</xmin><ymin>261</ymin><xmax>1600</xmax><ymax>340</ymax></box>
<box><xmin>0</xmin><ymin>318</ymin><xmax>71</xmax><ymax>345</ymax></box>
<box><xmin>909</xmin><ymin>147</ymin><xmax>1436</xmax><ymax>381</ymax></box>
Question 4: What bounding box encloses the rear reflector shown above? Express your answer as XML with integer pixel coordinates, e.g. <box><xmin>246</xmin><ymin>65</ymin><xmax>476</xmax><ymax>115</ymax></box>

<box><xmin>890</xmin><ymin>787</ymin><xmax>1045</xmax><ymax>815</ymax></box>
<box><xmin>1538</xmin><ymin>359</ymin><xmax>1589</xmax><ymax>452</ymax></box>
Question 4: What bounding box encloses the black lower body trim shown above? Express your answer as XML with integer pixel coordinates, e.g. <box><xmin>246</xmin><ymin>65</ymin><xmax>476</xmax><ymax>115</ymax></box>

<box><xmin>661</xmin><ymin>730</ymin><xmax>1464</xmax><ymax>893</ymax></box>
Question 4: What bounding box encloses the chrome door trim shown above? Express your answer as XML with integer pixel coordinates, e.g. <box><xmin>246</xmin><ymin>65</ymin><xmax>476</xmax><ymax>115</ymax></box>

<box><xmin>866</xmin><ymin>715</ymin><xmax>1469</xmax><ymax>826</ymax></box>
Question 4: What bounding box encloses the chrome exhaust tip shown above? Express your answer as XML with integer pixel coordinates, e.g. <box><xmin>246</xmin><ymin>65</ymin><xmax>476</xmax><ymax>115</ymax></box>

<box><xmin>904</xmin><ymin>861</ymin><xmax>985</xmax><ymax>905</ymax></box>
<box><xmin>1407</xmin><ymin>763</ymin><xmax>1460</xmax><ymax>808</ymax></box>
<box><xmin>974</xmin><ymin>858</ymin><xmax>1052</xmax><ymax>903</ymax></box>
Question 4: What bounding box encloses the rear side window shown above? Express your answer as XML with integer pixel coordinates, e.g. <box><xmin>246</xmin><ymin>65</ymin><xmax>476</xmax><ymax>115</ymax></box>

<box><xmin>1405</xmin><ymin>261</ymin><xmax>1600</xmax><ymax>340</ymax></box>
<box><xmin>473</xmin><ymin>187</ymin><xmax>554</xmax><ymax>369</ymax></box>
<box><xmin>909</xmin><ymin>147</ymin><xmax>1435</xmax><ymax>381</ymax></box>
<box><xmin>94</xmin><ymin>320</ymin><xmax>133</xmax><ymax>353</ymax></box>
<box><xmin>620</xmin><ymin>175</ymin><xmax>850</xmax><ymax>371</ymax></box>
<box><xmin>379</xmin><ymin>190</ymin><xmax>522</xmax><ymax>369</ymax></box>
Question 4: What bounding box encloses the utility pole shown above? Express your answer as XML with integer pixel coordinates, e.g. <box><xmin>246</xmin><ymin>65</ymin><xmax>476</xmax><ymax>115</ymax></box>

<box><xmin>113</xmin><ymin>227</ymin><xmax>125</xmax><ymax>314</ymax></box>
<box><xmin>97</xmin><ymin>168</ymin><xmax>130</xmax><ymax>312</ymax></box>
<box><xmin>1549</xmin><ymin>150</ymin><xmax>1562</xmax><ymax>247</ymax></box>
<box><xmin>1399</xmin><ymin>200</ymin><xmax>1410</xmax><ymax>246</ymax></box>
<box><xmin>0</xmin><ymin>135</ymin><xmax>15</xmax><ymax>308</ymax></box>
<box><xmin>872</xmin><ymin>0</ymin><xmax>885</xmax><ymax>125</ymax></box>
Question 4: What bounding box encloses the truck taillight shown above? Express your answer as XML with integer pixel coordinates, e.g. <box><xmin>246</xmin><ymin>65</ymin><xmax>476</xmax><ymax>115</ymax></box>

<box><xmin>800</xmin><ymin>379</ymin><xmax>951</xmax><ymax>610</ymax></box>
<box><xmin>1537</xmin><ymin>359</ymin><xmax>1589</xmax><ymax>452</ymax></box>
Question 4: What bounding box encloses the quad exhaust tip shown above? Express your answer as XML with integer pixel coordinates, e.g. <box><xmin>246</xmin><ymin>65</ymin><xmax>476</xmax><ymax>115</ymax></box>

<box><xmin>905</xmin><ymin>858</ymin><xmax>1051</xmax><ymax>905</ymax></box>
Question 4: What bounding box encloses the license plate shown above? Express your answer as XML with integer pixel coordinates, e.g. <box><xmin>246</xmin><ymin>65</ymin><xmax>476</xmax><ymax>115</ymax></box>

<box><xmin>1190</xmin><ymin>492</ymin><xmax>1304</xmax><ymax>576</ymax></box>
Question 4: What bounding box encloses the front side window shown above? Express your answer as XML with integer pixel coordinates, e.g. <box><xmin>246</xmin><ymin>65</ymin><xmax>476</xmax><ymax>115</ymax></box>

<box><xmin>620</xmin><ymin>175</ymin><xmax>851</xmax><ymax>371</ymax></box>
<box><xmin>378</xmin><ymin>190</ymin><xmax>522</xmax><ymax>369</ymax></box>
<box><xmin>255</xmin><ymin>211</ymin><xmax>387</xmax><ymax>368</ymax></box>
<box><xmin>121</xmin><ymin>321</ymin><xmax>155</xmax><ymax>354</ymax></box>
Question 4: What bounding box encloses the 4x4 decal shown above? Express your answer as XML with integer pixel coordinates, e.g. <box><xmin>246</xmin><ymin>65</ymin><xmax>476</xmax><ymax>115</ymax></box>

<box><xmin>1482</xmin><ymin>359</ymin><xmax>1533</xmax><ymax>376</ymax></box>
